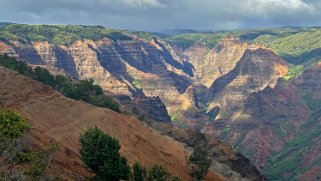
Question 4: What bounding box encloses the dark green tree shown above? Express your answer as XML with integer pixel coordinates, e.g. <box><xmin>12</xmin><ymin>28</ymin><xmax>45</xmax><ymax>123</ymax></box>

<box><xmin>187</xmin><ymin>146</ymin><xmax>212</xmax><ymax>181</ymax></box>
<box><xmin>79</xmin><ymin>126</ymin><xmax>130</xmax><ymax>181</ymax></box>
<box><xmin>147</xmin><ymin>165</ymin><xmax>170</xmax><ymax>181</ymax></box>
<box><xmin>133</xmin><ymin>162</ymin><xmax>146</xmax><ymax>181</ymax></box>
<box><xmin>33</xmin><ymin>67</ymin><xmax>55</xmax><ymax>87</ymax></box>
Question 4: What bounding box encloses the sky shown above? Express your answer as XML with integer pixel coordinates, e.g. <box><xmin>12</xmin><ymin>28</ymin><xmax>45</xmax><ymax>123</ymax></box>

<box><xmin>1</xmin><ymin>0</ymin><xmax>321</xmax><ymax>31</ymax></box>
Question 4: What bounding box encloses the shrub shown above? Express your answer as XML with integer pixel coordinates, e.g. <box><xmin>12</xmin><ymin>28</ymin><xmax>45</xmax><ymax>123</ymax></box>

<box><xmin>79</xmin><ymin>126</ymin><xmax>130</xmax><ymax>181</ymax></box>
<box><xmin>147</xmin><ymin>165</ymin><xmax>171</xmax><ymax>181</ymax></box>
<box><xmin>0</xmin><ymin>109</ymin><xmax>31</xmax><ymax>180</ymax></box>
<box><xmin>187</xmin><ymin>146</ymin><xmax>212</xmax><ymax>181</ymax></box>
<box><xmin>133</xmin><ymin>162</ymin><xmax>146</xmax><ymax>181</ymax></box>
<box><xmin>0</xmin><ymin>108</ymin><xmax>30</xmax><ymax>142</ymax></box>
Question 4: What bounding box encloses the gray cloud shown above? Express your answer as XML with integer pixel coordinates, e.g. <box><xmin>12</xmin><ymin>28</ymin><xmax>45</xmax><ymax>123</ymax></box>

<box><xmin>0</xmin><ymin>0</ymin><xmax>321</xmax><ymax>31</ymax></box>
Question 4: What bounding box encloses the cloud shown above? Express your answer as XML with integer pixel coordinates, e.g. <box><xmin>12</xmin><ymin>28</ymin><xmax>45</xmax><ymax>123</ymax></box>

<box><xmin>121</xmin><ymin>0</ymin><xmax>168</xmax><ymax>8</ymax></box>
<box><xmin>0</xmin><ymin>0</ymin><xmax>320</xmax><ymax>31</ymax></box>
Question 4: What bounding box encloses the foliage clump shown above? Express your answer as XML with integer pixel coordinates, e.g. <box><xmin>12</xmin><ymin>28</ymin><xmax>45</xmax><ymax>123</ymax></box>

<box><xmin>187</xmin><ymin>146</ymin><xmax>212</xmax><ymax>181</ymax></box>
<box><xmin>80</xmin><ymin>127</ymin><xmax>181</xmax><ymax>181</ymax></box>
<box><xmin>0</xmin><ymin>108</ymin><xmax>30</xmax><ymax>141</ymax></box>
<box><xmin>79</xmin><ymin>126</ymin><xmax>130</xmax><ymax>181</ymax></box>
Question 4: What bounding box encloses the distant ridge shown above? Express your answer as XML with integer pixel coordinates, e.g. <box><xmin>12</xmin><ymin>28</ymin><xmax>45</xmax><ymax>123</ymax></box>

<box><xmin>157</xmin><ymin>28</ymin><xmax>214</xmax><ymax>35</ymax></box>
<box><xmin>0</xmin><ymin>22</ymin><xmax>12</xmax><ymax>27</ymax></box>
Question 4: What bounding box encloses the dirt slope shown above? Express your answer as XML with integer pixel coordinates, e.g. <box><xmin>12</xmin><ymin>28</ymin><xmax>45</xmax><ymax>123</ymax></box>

<box><xmin>0</xmin><ymin>66</ymin><xmax>226</xmax><ymax>180</ymax></box>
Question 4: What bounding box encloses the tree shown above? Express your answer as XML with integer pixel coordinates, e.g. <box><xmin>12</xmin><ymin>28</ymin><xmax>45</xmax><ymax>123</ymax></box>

<box><xmin>0</xmin><ymin>108</ymin><xmax>30</xmax><ymax>142</ymax></box>
<box><xmin>187</xmin><ymin>146</ymin><xmax>212</xmax><ymax>181</ymax></box>
<box><xmin>0</xmin><ymin>108</ymin><xmax>31</xmax><ymax>180</ymax></box>
<box><xmin>79</xmin><ymin>126</ymin><xmax>130</xmax><ymax>181</ymax></box>
<box><xmin>147</xmin><ymin>165</ymin><xmax>170</xmax><ymax>181</ymax></box>
<box><xmin>33</xmin><ymin>67</ymin><xmax>55</xmax><ymax>87</ymax></box>
<box><xmin>133</xmin><ymin>162</ymin><xmax>145</xmax><ymax>181</ymax></box>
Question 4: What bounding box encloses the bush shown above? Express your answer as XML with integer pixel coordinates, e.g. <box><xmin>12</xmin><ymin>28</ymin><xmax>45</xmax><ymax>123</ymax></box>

<box><xmin>133</xmin><ymin>162</ymin><xmax>146</xmax><ymax>181</ymax></box>
<box><xmin>187</xmin><ymin>146</ymin><xmax>212</xmax><ymax>181</ymax></box>
<box><xmin>0</xmin><ymin>109</ymin><xmax>31</xmax><ymax>180</ymax></box>
<box><xmin>79</xmin><ymin>126</ymin><xmax>130</xmax><ymax>181</ymax></box>
<box><xmin>147</xmin><ymin>165</ymin><xmax>171</xmax><ymax>181</ymax></box>
<box><xmin>0</xmin><ymin>108</ymin><xmax>30</xmax><ymax>142</ymax></box>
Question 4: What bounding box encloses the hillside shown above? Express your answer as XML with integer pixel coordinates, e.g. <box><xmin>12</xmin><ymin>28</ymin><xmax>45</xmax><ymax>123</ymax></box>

<box><xmin>0</xmin><ymin>66</ymin><xmax>220</xmax><ymax>180</ymax></box>
<box><xmin>0</xmin><ymin>64</ymin><xmax>267</xmax><ymax>180</ymax></box>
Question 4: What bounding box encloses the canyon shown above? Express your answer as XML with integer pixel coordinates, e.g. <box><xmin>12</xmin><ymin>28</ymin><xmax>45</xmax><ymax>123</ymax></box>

<box><xmin>1</xmin><ymin>24</ymin><xmax>321</xmax><ymax>180</ymax></box>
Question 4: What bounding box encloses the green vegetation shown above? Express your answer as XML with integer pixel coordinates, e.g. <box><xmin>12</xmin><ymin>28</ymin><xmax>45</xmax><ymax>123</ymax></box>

<box><xmin>79</xmin><ymin>126</ymin><xmax>131</xmax><ymax>181</ymax></box>
<box><xmin>284</xmin><ymin>65</ymin><xmax>305</xmax><ymax>80</ymax></box>
<box><xmin>0</xmin><ymin>55</ymin><xmax>120</xmax><ymax>112</ymax></box>
<box><xmin>131</xmin><ymin>31</ymin><xmax>159</xmax><ymax>41</ymax></box>
<box><xmin>166</xmin><ymin>33</ymin><xmax>227</xmax><ymax>50</ymax></box>
<box><xmin>256</xmin><ymin>28</ymin><xmax>321</xmax><ymax>65</ymax></box>
<box><xmin>0</xmin><ymin>108</ymin><xmax>30</xmax><ymax>142</ymax></box>
<box><xmin>0</xmin><ymin>109</ymin><xmax>58</xmax><ymax>180</ymax></box>
<box><xmin>132</xmin><ymin>78</ymin><xmax>142</xmax><ymax>89</ymax></box>
<box><xmin>0</xmin><ymin>108</ymin><xmax>28</xmax><ymax>179</ymax></box>
<box><xmin>187</xmin><ymin>146</ymin><xmax>212</xmax><ymax>181</ymax></box>
<box><xmin>147</xmin><ymin>165</ymin><xmax>172</xmax><ymax>181</ymax></box>
<box><xmin>132</xmin><ymin>162</ymin><xmax>180</xmax><ymax>181</ymax></box>
<box><xmin>0</xmin><ymin>23</ymin><xmax>133</xmax><ymax>45</ymax></box>
<box><xmin>133</xmin><ymin>162</ymin><xmax>146</xmax><ymax>181</ymax></box>
<box><xmin>24</xmin><ymin>144</ymin><xmax>58</xmax><ymax>180</ymax></box>
<box><xmin>80</xmin><ymin>127</ymin><xmax>180</xmax><ymax>181</ymax></box>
